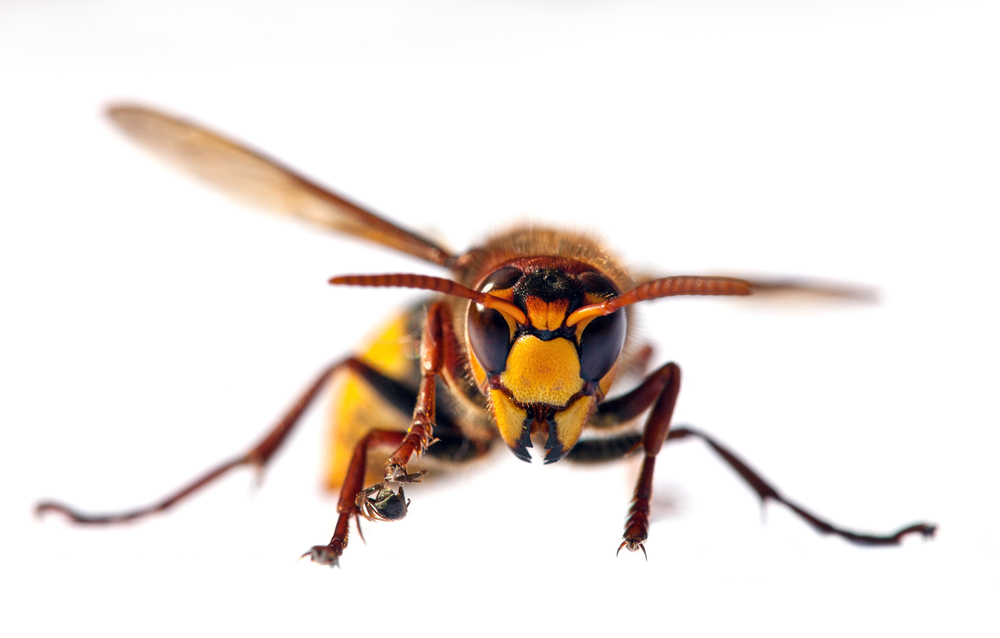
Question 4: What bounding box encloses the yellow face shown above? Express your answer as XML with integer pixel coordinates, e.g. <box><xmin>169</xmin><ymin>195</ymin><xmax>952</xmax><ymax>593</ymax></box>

<box><xmin>466</xmin><ymin>265</ymin><xmax>626</xmax><ymax>463</ymax></box>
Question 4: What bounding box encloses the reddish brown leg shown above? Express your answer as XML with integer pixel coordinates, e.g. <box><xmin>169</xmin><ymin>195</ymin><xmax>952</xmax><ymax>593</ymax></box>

<box><xmin>667</xmin><ymin>427</ymin><xmax>937</xmax><ymax>545</ymax></box>
<box><xmin>567</xmin><ymin>421</ymin><xmax>936</xmax><ymax>547</ymax></box>
<box><xmin>380</xmin><ymin>301</ymin><xmax>465</xmax><ymax>483</ymax></box>
<box><xmin>304</xmin><ymin>429</ymin><xmax>408</xmax><ymax>567</ymax></box>
<box><xmin>306</xmin><ymin>302</ymin><xmax>472</xmax><ymax>566</ymax></box>
<box><xmin>36</xmin><ymin>357</ymin><xmax>386</xmax><ymax>524</ymax></box>
<box><xmin>616</xmin><ymin>362</ymin><xmax>682</xmax><ymax>558</ymax></box>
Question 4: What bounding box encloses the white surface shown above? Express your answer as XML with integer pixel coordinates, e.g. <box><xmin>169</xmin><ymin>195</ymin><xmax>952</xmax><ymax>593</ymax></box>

<box><xmin>1</xmin><ymin>1</ymin><xmax>997</xmax><ymax>637</ymax></box>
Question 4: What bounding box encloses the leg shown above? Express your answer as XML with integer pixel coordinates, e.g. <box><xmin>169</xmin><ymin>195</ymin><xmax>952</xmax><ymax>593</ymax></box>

<box><xmin>380</xmin><ymin>301</ymin><xmax>467</xmax><ymax>482</ymax></box>
<box><xmin>305</xmin><ymin>429</ymin><xmax>408</xmax><ymax>567</ymax></box>
<box><xmin>36</xmin><ymin>357</ymin><xmax>411</xmax><ymax>524</ymax></box>
<box><xmin>587</xmin><ymin>362</ymin><xmax>937</xmax><ymax>552</ymax></box>
<box><xmin>565</xmin><ymin>432</ymin><xmax>642</xmax><ymax>463</ymax></box>
<box><xmin>307</xmin><ymin>304</ymin><xmax>487</xmax><ymax>566</ymax></box>
<box><xmin>569</xmin><ymin>361</ymin><xmax>684</xmax><ymax>556</ymax></box>
<box><xmin>306</xmin><ymin>302</ymin><xmax>474</xmax><ymax>567</ymax></box>
<box><xmin>618</xmin><ymin>363</ymin><xmax>682</xmax><ymax>557</ymax></box>
<box><xmin>567</xmin><ymin>423</ymin><xmax>936</xmax><ymax>547</ymax></box>
<box><xmin>666</xmin><ymin>427</ymin><xmax>937</xmax><ymax>545</ymax></box>
<box><xmin>307</xmin><ymin>427</ymin><xmax>493</xmax><ymax>568</ymax></box>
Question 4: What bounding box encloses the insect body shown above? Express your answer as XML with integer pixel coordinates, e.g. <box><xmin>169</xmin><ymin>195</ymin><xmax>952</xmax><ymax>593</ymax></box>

<box><xmin>36</xmin><ymin>106</ymin><xmax>936</xmax><ymax>565</ymax></box>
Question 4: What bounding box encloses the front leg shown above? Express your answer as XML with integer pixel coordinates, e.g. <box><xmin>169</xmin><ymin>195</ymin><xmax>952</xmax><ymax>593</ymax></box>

<box><xmin>382</xmin><ymin>370</ymin><xmax>437</xmax><ymax>483</ymax></box>
<box><xmin>615</xmin><ymin>362</ymin><xmax>682</xmax><ymax>558</ymax></box>
<box><xmin>381</xmin><ymin>301</ymin><xmax>462</xmax><ymax>483</ymax></box>
<box><xmin>308</xmin><ymin>304</ymin><xmax>480</xmax><ymax>567</ymax></box>
<box><xmin>305</xmin><ymin>429</ymin><xmax>408</xmax><ymax>567</ymax></box>
<box><xmin>308</xmin><ymin>303</ymin><xmax>457</xmax><ymax>567</ymax></box>
<box><xmin>587</xmin><ymin>360</ymin><xmax>684</xmax><ymax>556</ymax></box>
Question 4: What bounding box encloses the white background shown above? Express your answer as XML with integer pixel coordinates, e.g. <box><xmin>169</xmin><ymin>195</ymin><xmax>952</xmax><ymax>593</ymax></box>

<box><xmin>2</xmin><ymin>1</ymin><xmax>997</xmax><ymax>636</ymax></box>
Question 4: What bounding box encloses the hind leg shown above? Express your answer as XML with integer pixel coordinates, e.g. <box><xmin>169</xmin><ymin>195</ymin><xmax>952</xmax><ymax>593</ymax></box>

<box><xmin>36</xmin><ymin>360</ymin><xmax>357</xmax><ymax>524</ymax></box>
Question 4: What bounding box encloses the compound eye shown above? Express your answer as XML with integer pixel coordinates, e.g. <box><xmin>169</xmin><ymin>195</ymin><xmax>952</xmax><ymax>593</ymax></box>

<box><xmin>578</xmin><ymin>271</ymin><xmax>620</xmax><ymax>297</ymax></box>
<box><xmin>468</xmin><ymin>304</ymin><xmax>513</xmax><ymax>375</ymax></box>
<box><xmin>480</xmin><ymin>266</ymin><xmax>524</xmax><ymax>293</ymax></box>
<box><xmin>578</xmin><ymin>310</ymin><xmax>626</xmax><ymax>382</ymax></box>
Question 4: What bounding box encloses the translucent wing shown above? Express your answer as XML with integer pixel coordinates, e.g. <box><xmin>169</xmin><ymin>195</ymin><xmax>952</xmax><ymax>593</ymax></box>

<box><xmin>633</xmin><ymin>273</ymin><xmax>878</xmax><ymax>304</ymax></box>
<box><xmin>108</xmin><ymin>104</ymin><xmax>454</xmax><ymax>267</ymax></box>
<box><xmin>738</xmin><ymin>277</ymin><xmax>878</xmax><ymax>303</ymax></box>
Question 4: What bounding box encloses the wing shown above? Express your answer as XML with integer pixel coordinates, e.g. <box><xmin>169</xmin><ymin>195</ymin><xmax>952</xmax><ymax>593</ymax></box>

<box><xmin>633</xmin><ymin>273</ymin><xmax>878</xmax><ymax>304</ymax></box>
<box><xmin>738</xmin><ymin>277</ymin><xmax>878</xmax><ymax>303</ymax></box>
<box><xmin>107</xmin><ymin>104</ymin><xmax>455</xmax><ymax>267</ymax></box>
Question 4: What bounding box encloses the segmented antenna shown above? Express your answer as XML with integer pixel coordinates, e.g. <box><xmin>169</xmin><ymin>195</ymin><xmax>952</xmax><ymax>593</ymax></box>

<box><xmin>330</xmin><ymin>273</ymin><xmax>528</xmax><ymax>324</ymax></box>
<box><xmin>565</xmin><ymin>276</ymin><xmax>752</xmax><ymax>326</ymax></box>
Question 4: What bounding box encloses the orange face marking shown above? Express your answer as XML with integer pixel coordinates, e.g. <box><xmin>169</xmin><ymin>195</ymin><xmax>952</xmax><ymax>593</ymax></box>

<box><xmin>524</xmin><ymin>297</ymin><xmax>570</xmax><ymax>331</ymax></box>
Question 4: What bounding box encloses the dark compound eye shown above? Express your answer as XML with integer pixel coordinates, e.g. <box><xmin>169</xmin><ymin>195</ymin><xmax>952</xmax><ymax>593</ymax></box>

<box><xmin>578</xmin><ymin>310</ymin><xmax>626</xmax><ymax>382</ymax></box>
<box><xmin>480</xmin><ymin>266</ymin><xmax>523</xmax><ymax>292</ymax></box>
<box><xmin>578</xmin><ymin>271</ymin><xmax>620</xmax><ymax>298</ymax></box>
<box><xmin>468</xmin><ymin>304</ymin><xmax>513</xmax><ymax>375</ymax></box>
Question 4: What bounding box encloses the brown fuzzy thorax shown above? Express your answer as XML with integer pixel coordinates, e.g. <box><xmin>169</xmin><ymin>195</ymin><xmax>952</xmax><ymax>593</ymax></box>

<box><xmin>452</xmin><ymin>225</ymin><xmax>636</xmax><ymax>292</ymax></box>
